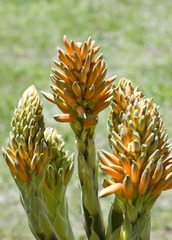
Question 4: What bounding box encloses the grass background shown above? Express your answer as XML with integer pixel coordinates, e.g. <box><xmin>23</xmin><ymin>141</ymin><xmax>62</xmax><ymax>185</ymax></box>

<box><xmin>0</xmin><ymin>0</ymin><xmax>172</xmax><ymax>239</ymax></box>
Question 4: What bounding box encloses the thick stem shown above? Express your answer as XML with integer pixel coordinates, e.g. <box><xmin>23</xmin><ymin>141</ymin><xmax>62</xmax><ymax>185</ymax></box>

<box><xmin>43</xmin><ymin>184</ymin><xmax>75</xmax><ymax>240</ymax></box>
<box><xmin>75</xmin><ymin>127</ymin><xmax>105</xmax><ymax>240</ymax></box>
<box><xmin>20</xmin><ymin>181</ymin><xmax>75</xmax><ymax>240</ymax></box>
<box><xmin>106</xmin><ymin>198</ymin><xmax>123</xmax><ymax>239</ymax></box>
<box><xmin>121</xmin><ymin>209</ymin><xmax>151</xmax><ymax>240</ymax></box>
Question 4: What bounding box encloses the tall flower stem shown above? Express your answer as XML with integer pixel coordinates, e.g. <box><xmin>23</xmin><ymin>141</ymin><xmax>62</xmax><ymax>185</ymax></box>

<box><xmin>43</xmin><ymin>36</ymin><xmax>116</xmax><ymax>239</ymax></box>
<box><xmin>72</xmin><ymin>123</ymin><xmax>105</xmax><ymax>239</ymax></box>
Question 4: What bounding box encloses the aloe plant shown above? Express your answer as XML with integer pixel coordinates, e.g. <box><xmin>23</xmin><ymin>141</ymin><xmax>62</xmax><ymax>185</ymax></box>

<box><xmin>2</xmin><ymin>37</ymin><xmax>172</xmax><ymax>240</ymax></box>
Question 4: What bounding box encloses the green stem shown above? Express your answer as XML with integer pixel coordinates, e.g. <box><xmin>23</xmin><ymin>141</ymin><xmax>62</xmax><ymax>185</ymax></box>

<box><xmin>20</xmin><ymin>180</ymin><xmax>75</xmax><ymax>240</ymax></box>
<box><xmin>106</xmin><ymin>198</ymin><xmax>123</xmax><ymax>240</ymax></box>
<box><xmin>44</xmin><ymin>186</ymin><xmax>75</xmax><ymax>240</ymax></box>
<box><xmin>120</xmin><ymin>203</ymin><xmax>151</xmax><ymax>240</ymax></box>
<box><xmin>74</xmin><ymin>125</ymin><xmax>105</xmax><ymax>239</ymax></box>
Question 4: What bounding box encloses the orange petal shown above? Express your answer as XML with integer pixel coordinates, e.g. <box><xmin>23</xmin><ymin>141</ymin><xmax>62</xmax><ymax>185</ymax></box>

<box><xmin>72</xmin><ymin>82</ymin><xmax>82</xmax><ymax>97</ymax></box>
<box><xmin>99</xmin><ymin>183</ymin><xmax>123</xmax><ymax>198</ymax></box>
<box><xmin>94</xmin><ymin>68</ymin><xmax>107</xmax><ymax>85</ymax></box>
<box><xmin>63</xmin><ymin>35</ymin><xmax>73</xmax><ymax>55</ymax></box>
<box><xmin>138</xmin><ymin>168</ymin><xmax>150</xmax><ymax>195</ymax></box>
<box><xmin>86</xmin><ymin>67</ymin><xmax>97</xmax><ymax>87</ymax></box>
<box><xmin>123</xmin><ymin>175</ymin><xmax>134</xmax><ymax>199</ymax></box>
<box><xmin>81</xmin><ymin>41</ymin><xmax>88</xmax><ymax>60</ymax></box>
<box><xmin>54</xmin><ymin>95</ymin><xmax>70</xmax><ymax>113</ymax></box>
<box><xmin>163</xmin><ymin>181</ymin><xmax>172</xmax><ymax>191</ymax></box>
<box><xmin>52</xmin><ymin>68</ymin><xmax>70</xmax><ymax>84</ymax></box>
<box><xmin>92</xmin><ymin>100</ymin><xmax>111</xmax><ymax>115</ymax></box>
<box><xmin>63</xmin><ymin>89</ymin><xmax>78</xmax><ymax>104</ymax></box>
<box><xmin>149</xmin><ymin>160</ymin><xmax>163</xmax><ymax>186</ymax></box>
<box><xmin>14</xmin><ymin>161</ymin><xmax>29</xmax><ymax>182</ymax></box>
<box><xmin>131</xmin><ymin>160</ymin><xmax>140</xmax><ymax>184</ymax></box>
<box><xmin>80</xmin><ymin>66</ymin><xmax>87</xmax><ymax>84</ymax></box>
<box><xmin>77</xmin><ymin>106</ymin><xmax>86</xmax><ymax>119</ymax></box>
<box><xmin>106</xmin><ymin>75</ymin><xmax>117</xmax><ymax>85</ymax></box>
<box><xmin>101</xmin><ymin>149</ymin><xmax>122</xmax><ymax>166</ymax></box>
<box><xmin>74</xmin><ymin>51</ymin><xmax>82</xmax><ymax>71</ymax></box>
<box><xmin>41</xmin><ymin>91</ymin><xmax>55</xmax><ymax>104</ymax></box>
<box><xmin>54</xmin><ymin>114</ymin><xmax>76</xmax><ymax>122</ymax></box>
<box><xmin>119</xmin><ymin>153</ymin><xmax>131</xmax><ymax>175</ymax></box>
<box><xmin>83</xmin><ymin>54</ymin><xmax>91</xmax><ymax>73</ymax></box>
<box><xmin>58</xmin><ymin>48</ymin><xmax>71</xmax><ymax>67</ymax></box>
<box><xmin>63</xmin><ymin>66</ymin><xmax>76</xmax><ymax>83</ymax></box>
<box><xmin>84</xmin><ymin>116</ymin><xmax>98</xmax><ymax>127</ymax></box>
<box><xmin>2</xmin><ymin>148</ymin><xmax>17</xmax><ymax>175</ymax></box>
<box><xmin>85</xmin><ymin>85</ymin><xmax>95</xmax><ymax>99</ymax></box>
<box><xmin>100</xmin><ymin>164</ymin><xmax>124</xmax><ymax>181</ymax></box>
<box><xmin>98</xmin><ymin>150</ymin><xmax>114</xmax><ymax>166</ymax></box>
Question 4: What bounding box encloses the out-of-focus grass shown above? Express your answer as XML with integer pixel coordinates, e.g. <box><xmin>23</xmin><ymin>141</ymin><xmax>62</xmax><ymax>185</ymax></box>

<box><xmin>0</xmin><ymin>0</ymin><xmax>172</xmax><ymax>239</ymax></box>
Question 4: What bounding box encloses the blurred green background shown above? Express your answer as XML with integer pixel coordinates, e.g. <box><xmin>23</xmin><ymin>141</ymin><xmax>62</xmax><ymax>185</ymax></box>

<box><xmin>0</xmin><ymin>0</ymin><xmax>172</xmax><ymax>239</ymax></box>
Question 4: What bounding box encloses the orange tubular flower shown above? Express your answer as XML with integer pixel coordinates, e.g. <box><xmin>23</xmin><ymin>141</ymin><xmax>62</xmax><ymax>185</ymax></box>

<box><xmin>42</xmin><ymin>36</ymin><xmax>117</xmax><ymax>127</ymax></box>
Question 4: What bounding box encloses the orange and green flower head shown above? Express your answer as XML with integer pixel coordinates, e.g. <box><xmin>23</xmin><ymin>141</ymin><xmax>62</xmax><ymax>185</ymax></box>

<box><xmin>44</xmin><ymin>127</ymin><xmax>74</xmax><ymax>189</ymax></box>
<box><xmin>99</xmin><ymin>78</ymin><xmax>172</xmax><ymax>201</ymax></box>
<box><xmin>2</xmin><ymin>85</ymin><xmax>50</xmax><ymax>184</ymax></box>
<box><xmin>42</xmin><ymin>36</ymin><xmax>116</xmax><ymax>127</ymax></box>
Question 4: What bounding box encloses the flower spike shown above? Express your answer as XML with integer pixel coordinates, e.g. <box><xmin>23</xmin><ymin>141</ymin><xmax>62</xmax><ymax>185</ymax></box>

<box><xmin>43</xmin><ymin>36</ymin><xmax>116</xmax><ymax>127</ymax></box>
<box><xmin>2</xmin><ymin>85</ymin><xmax>49</xmax><ymax>184</ymax></box>
<box><xmin>99</xmin><ymin>78</ymin><xmax>172</xmax><ymax>239</ymax></box>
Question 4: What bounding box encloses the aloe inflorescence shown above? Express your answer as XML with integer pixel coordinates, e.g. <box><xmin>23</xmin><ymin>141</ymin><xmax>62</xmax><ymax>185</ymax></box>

<box><xmin>42</xmin><ymin>35</ymin><xmax>116</xmax><ymax>129</ymax></box>
<box><xmin>99</xmin><ymin>78</ymin><xmax>172</xmax><ymax>239</ymax></box>
<box><xmin>2</xmin><ymin>85</ymin><xmax>74</xmax><ymax>240</ymax></box>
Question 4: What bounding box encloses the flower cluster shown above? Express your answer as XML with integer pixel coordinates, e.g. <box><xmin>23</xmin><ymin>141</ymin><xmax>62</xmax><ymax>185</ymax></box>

<box><xmin>2</xmin><ymin>85</ymin><xmax>75</xmax><ymax>240</ymax></box>
<box><xmin>44</xmin><ymin>127</ymin><xmax>74</xmax><ymax>190</ymax></box>
<box><xmin>99</xmin><ymin>78</ymin><xmax>172</xmax><ymax>201</ymax></box>
<box><xmin>42</xmin><ymin>36</ymin><xmax>116</xmax><ymax>127</ymax></box>
<box><xmin>2</xmin><ymin>85</ymin><xmax>50</xmax><ymax>184</ymax></box>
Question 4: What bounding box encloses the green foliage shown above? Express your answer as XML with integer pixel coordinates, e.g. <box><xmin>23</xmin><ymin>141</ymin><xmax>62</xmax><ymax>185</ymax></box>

<box><xmin>0</xmin><ymin>0</ymin><xmax>172</xmax><ymax>239</ymax></box>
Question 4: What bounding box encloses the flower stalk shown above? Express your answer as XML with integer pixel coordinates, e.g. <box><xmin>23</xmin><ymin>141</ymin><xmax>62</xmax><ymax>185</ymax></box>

<box><xmin>43</xmin><ymin>36</ymin><xmax>116</xmax><ymax>239</ymax></box>
<box><xmin>75</xmin><ymin>126</ymin><xmax>105</xmax><ymax>239</ymax></box>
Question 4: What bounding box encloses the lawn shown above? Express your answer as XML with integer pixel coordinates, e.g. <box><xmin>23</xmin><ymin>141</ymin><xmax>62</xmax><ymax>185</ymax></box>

<box><xmin>0</xmin><ymin>0</ymin><xmax>172</xmax><ymax>239</ymax></box>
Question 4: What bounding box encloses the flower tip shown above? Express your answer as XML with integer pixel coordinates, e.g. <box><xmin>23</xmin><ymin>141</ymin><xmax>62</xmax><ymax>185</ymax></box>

<box><xmin>54</xmin><ymin>114</ymin><xmax>76</xmax><ymax>123</ymax></box>
<box><xmin>41</xmin><ymin>91</ymin><xmax>55</xmax><ymax>104</ymax></box>
<box><xmin>22</xmin><ymin>85</ymin><xmax>37</xmax><ymax>100</ymax></box>
<box><xmin>99</xmin><ymin>183</ymin><xmax>123</xmax><ymax>198</ymax></box>
<box><xmin>1</xmin><ymin>146</ymin><xmax>6</xmax><ymax>155</ymax></box>
<box><xmin>26</xmin><ymin>84</ymin><xmax>37</xmax><ymax>93</ymax></box>
<box><xmin>63</xmin><ymin>34</ymin><xmax>67</xmax><ymax>41</ymax></box>
<box><xmin>98</xmin><ymin>190</ymin><xmax>106</xmax><ymax>198</ymax></box>
<box><xmin>77</xmin><ymin>106</ymin><xmax>86</xmax><ymax>119</ymax></box>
